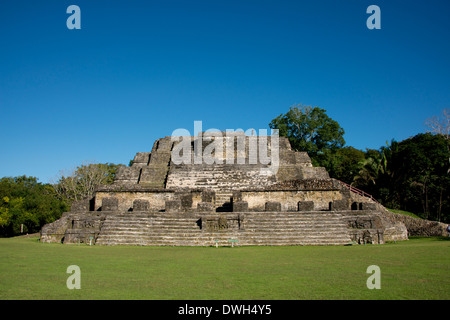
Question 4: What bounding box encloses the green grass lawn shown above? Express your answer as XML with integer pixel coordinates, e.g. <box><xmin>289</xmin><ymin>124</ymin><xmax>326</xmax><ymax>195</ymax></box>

<box><xmin>387</xmin><ymin>208</ymin><xmax>422</xmax><ymax>219</ymax></box>
<box><xmin>0</xmin><ymin>236</ymin><xmax>449</xmax><ymax>300</ymax></box>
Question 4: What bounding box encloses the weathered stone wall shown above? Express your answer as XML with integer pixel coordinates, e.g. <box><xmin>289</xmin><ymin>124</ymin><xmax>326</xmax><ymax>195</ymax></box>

<box><xmin>340</xmin><ymin>191</ymin><xmax>444</xmax><ymax>239</ymax></box>
<box><xmin>94</xmin><ymin>189</ymin><xmax>204</xmax><ymax>212</ymax></box>
<box><xmin>383</xmin><ymin>222</ymin><xmax>409</xmax><ymax>242</ymax></box>
<box><xmin>40</xmin><ymin>211</ymin><xmax>106</xmax><ymax>244</ymax></box>
<box><xmin>239</xmin><ymin>190</ymin><xmax>344</xmax><ymax>211</ymax></box>
<box><xmin>166</xmin><ymin>164</ymin><xmax>277</xmax><ymax>190</ymax></box>
<box><xmin>340</xmin><ymin>211</ymin><xmax>406</xmax><ymax>244</ymax></box>
<box><xmin>267</xmin><ymin>178</ymin><xmax>341</xmax><ymax>191</ymax></box>
<box><xmin>116</xmin><ymin>134</ymin><xmax>333</xmax><ymax>191</ymax></box>
<box><xmin>114</xmin><ymin>166</ymin><xmax>141</xmax><ymax>185</ymax></box>
<box><xmin>40</xmin><ymin>212</ymin><xmax>73</xmax><ymax>243</ymax></box>
<box><xmin>380</xmin><ymin>209</ymin><xmax>447</xmax><ymax>236</ymax></box>
<box><xmin>95</xmin><ymin>190</ymin><xmax>175</xmax><ymax>212</ymax></box>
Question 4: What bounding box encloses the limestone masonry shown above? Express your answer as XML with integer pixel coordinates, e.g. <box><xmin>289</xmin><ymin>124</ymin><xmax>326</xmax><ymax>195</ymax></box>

<box><xmin>41</xmin><ymin>133</ymin><xmax>413</xmax><ymax>246</ymax></box>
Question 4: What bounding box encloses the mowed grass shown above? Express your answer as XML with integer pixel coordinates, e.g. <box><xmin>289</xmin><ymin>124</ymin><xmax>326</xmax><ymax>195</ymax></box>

<box><xmin>0</xmin><ymin>236</ymin><xmax>449</xmax><ymax>300</ymax></box>
<box><xmin>387</xmin><ymin>208</ymin><xmax>422</xmax><ymax>219</ymax></box>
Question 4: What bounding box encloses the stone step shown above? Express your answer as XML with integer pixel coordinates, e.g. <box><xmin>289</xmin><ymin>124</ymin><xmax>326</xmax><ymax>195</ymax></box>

<box><xmin>96</xmin><ymin>231</ymin><xmax>350</xmax><ymax>242</ymax></box>
<box><xmin>101</xmin><ymin>217</ymin><xmax>347</xmax><ymax>225</ymax></box>
<box><xmin>97</xmin><ymin>228</ymin><xmax>349</xmax><ymax>236</ymax></box>
<box><xmin>98</xmin><ymin>233</ymin><xmax>351</xmax><ymax>241</ymax></box>
<box><xmin>102</xmin><ymin>215</ymin><xmax>346</xmax><ymax>221</ymax></box>
<box><xmin>100</xmin><ymin>223</ymin><xmax>348</xmax><ymax>231</ymax></box>
<box><xmin>97</xmin><ymin>220</ymin><xmax>348</xmax><ymax>230</ymax></box>
<box><xmin>98</xmin><ymin>230</ymin><xmax>349</xmax><ymax>239</ymax></box>
<box><xmin>100</xmin><ymin>219</ymin><xmax>347</xmax><ymax>229</ymax></box>
<box><xmin>97</xmin><ymin>231</ymin><xmax>350</xmax><ymax>238</ymax></box>
<box><xmin>96</xmin><ymin>238</ymin><xmax>350</xmax><ymax>246</ymax></box>
<box><xmin>94</xmin><ymin>211</ymin><xmax>352</xmax><ymax>246</ymax></box>
<box><xmin>96</xmin><ymin>238</ymin><xmax>351</xmax><ymax>247</ymax></box>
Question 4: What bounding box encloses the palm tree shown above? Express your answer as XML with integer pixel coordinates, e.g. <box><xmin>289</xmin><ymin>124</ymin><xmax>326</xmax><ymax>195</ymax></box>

<box><xmin>353</xmin><ymin>140</ymin><xmax>398</xmax><ymax>205</ymax></box>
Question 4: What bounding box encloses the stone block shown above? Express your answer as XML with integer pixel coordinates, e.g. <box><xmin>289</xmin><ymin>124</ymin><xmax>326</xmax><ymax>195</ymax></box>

<box><xmin>115</xmin><ymin>167</ymin><xmax>140</xmax><ymax>181</ymax></box>
<box><xmin>265</xmin><ymin>201</ymin><xmax>281</xmax><ymax>212</ymax></box>
<box><xmin>197</xmin><ymin>202</ymin><xmax>214</xmax><ymax>212</ymax></box>
<box><xmin>294</xmin><ymin>152</ymin><xmax>312</xmax><ymax>165</ymax></box>
<box><xmin>133</xmin><ymin>152</ymin><xmax>151</xmax><ymax>164</ymax></box>
<box><xmin>383</xmin><ymin>222</ymin><xmax>408</xmax><ymax>242</ymax></box>
<box><xmin>278</xmin><ymin>137</ymin><xmax>290</xmax><ymax>150</ymax></box>
<box><xmin>301</xmin><ymin>167</ymin><xmax>330</xmax><ymax>179</ymax></box>
<box><xmin>177</xmin><ymin>192</ymin><xmax>193</xmax><ymax>210</ymax></box>
<box><xmin>233</xmin><ymin>201</ymin><xmax>248</xmax><ymax>212</ymax></box>
<box><xmin>330</xmin><ymin>199</ymin><xmax>349</xmax><ymax>211</ymax></box>
<box><xmin>279</xmin><ymin>150</ymin><xmax>296</xmax><ymax>165</ymax></box>
<box><xmin>149</xmin><ymin>152</ymin><xmax>171</xmax><ymax>165</ymax></box>
<box><xmin>102</xmin><ymin>197</ymin><xmax>118</xmax><ymax>211</ymax></box>
<box><xmin>165</xmin><ymin>200</ymin><xmax>181</xmax><ymax>213</ymax></box>
<box><xmin>71</xmin><ymin>199</ymin><xmax>90</xmax><ymax>211</ymax></box>
<box><xmin>139</xmin><ymin>167</ymin><xmax>168</xmax><ymax>186</ymax></box>
<box><xmin>275</xmin><ymin>167</ymin><xmax>300</xmax><ymax>181</ymax></box>
<box><xmin>362</xmin><ymin>202</ymin><xmax>377</xmax><ymax>210</ymax></box>
<box><xmin>201</xmin><ymin>190</ymin><xmax>216</xmax><ymax>203</ymax></box>
<box><xmin>133</xmin><ymin>199</ymin><xmax>150</xmax><ymax>212</ymax></box>
<box><xmin>298</xmin><ymin>201</ymin><xmax>314</xmax><ymax>211</ymax></box>
<box><xmin>156</xmin><ymin>137</ymin><xmax>174</xmax><ymax>151</ymax></box>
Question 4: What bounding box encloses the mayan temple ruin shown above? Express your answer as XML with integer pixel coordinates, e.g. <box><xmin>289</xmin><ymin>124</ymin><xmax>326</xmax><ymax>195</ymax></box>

<box><xmin>41</xmin><ymin>131</ymin><xmax>410</xmax><ymax>246</ymax></box>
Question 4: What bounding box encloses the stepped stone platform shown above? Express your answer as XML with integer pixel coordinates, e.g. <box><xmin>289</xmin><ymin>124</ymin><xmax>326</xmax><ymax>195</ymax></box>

<box><xmin>41</xmin><ymin>133</ymin><xmax>408</xmax><ymax>246</ymax></box>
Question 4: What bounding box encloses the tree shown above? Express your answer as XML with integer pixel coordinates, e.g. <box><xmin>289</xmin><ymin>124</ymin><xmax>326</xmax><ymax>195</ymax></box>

<box><xmin>425</xmin><ymin>108</ymin><xmax>450</xmax><ymax>140</ymax></box>
<box><xmin>0</xmin><ymin>176</ymin><xmax>68</xmax><ymax>237</ymax></box>
<box><xmin>425</xmin><ymin>108</ymin><xmax>450</xmax><ymax>174</ymax></box>
<box><xmin>393</xmin><ymin>133</ymin><xmax>449</xmax><ymax>221</ymax></box>
<box><xmin>53</xmin><ymin>162</ymin><xmax>124</xmax><ymax>204</ymax></box>
<box><xmin>354</xmin><ymin>133</ymin><xmax>449</xmax><ymax>222</ymax></box>
<box><xmin>319</xmin><ymin>147</ymin><xmax>365</xmax><ymax>184</ymax></box>
<box><xmin>269</xmin><ymin>105</ymin><xmax>345</xmax><ymax>165</ymax></box>
<box><xmin>353</xmin><ymin>141</ymin><xmax>399</xmax><ymax>207</ymax></box>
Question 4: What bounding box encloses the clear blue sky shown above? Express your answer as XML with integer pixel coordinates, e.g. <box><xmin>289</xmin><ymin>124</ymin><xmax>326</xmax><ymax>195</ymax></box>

<box><xmin>1</xmin><ymin>0</ymin><xmax>449</xmax><ymax>183</ymax></box>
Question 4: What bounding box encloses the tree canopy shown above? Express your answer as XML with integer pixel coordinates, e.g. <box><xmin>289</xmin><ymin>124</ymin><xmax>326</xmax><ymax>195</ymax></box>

<box><xmin>269</xmin><ymin>105</ymin><xmax>345</xmax><ymax>166</ymax></box>
<box><xmin>352</xmin><ymin>134</ymin><xmax>449</xmax><ymax>222</ymax></box>
<box><xmin>0</xmin><ymin>176</ymin><xmax>68</xmax><ymax>237</ymax></box>
<box><xmin>53</xmin><ymin>162</ymin><xmax>124</xmax><ymax>204</ymax></box>
<box><xmin>0</xmin><ymin>163</ymin><xmax>124</xmax><ymax>237</ymax></box>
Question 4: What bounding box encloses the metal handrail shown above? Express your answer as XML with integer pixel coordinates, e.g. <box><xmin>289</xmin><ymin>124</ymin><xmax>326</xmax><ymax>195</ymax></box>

<box><xmin>337</xmin><ymin>180</ymin><xmax>380</xmax><ymax>205</ymax></box>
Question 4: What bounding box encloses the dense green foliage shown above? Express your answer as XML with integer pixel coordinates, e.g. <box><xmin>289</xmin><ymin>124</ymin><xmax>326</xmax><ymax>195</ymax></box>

<box><xmin>269</xmin><ymin>105</ymin><xmax>345</xmax><ymax>166</ymax></box>
<box><xmin>317</xmin><ymin>146</ymin><xmax>365</xmax><ymax>184</ymax></box>
<box><xmin>0</xmin><ymin>163</ymin><xmax>124</xmax><ymax>237</ymax></box>
<box><xmin>0</xmin><ymin>176</ymin><xmax>68</xmax><ymax>237</ymax></box>
<box><xmin>354</xmin><ymin>134</ymin><xmax>450</xmax><ymax>222</ymax></box>
<box><xmin>271</xmin><ymin>107</ymin><xmax>450</xmax><ymax>223</ymax></box>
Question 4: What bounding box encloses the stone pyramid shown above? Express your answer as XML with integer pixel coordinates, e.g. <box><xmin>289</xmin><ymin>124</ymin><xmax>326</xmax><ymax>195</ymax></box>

<box><xmin>41</xmin><ymin>133</ymin><xmax>408</xmax><ymax>246</ymax></box>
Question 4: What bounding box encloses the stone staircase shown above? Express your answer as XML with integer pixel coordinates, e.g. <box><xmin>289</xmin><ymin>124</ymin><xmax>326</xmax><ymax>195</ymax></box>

<box><xmin>241</xmin><ymin>212</ymin><xmax>351</xmax><ymax>245</ymax></box>
<box><xmin>94</xmin><ymin>212</ymin><xmax>351</xmax><ymax>246</ymax></box>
